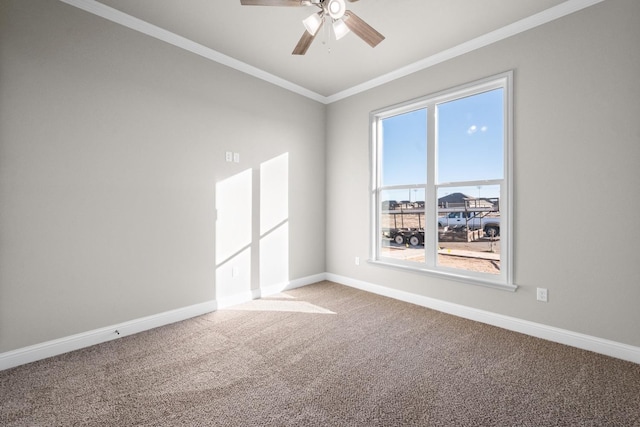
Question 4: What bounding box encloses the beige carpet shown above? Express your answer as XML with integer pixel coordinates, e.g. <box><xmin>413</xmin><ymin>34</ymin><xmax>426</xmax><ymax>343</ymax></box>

<box><xmin>1</xmin><ymin>281</ymin><xmax>639</xmax><ymax>426</ymax></box>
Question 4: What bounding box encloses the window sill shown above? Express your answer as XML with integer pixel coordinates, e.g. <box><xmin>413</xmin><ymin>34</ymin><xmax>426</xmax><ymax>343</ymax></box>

<box><xmin>368</xmin><ymin>259</ymin><xmax>518</xmax><ymax>292</ymax></box>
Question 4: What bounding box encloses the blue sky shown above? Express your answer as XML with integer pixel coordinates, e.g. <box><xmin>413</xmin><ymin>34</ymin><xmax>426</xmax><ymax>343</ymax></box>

<box><xmin>381</xmin><ymin>88</ymin><xmax>503</xmax><ymax>201</ymax></box>
<box><xmin>381</xmin><ymin>108</ymin><xmax>427</xmax><ymax>188</ymax></box>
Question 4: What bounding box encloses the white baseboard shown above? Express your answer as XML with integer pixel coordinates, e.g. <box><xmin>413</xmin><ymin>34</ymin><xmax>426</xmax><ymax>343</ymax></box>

<box><xmin>326</xmin><ymin>273</ymin><xmax>640</xmax><ymax>365</ymax></box>
<box><xmin>0</xmin><ymin>300</ymin><xmax>217</xmax><ymax>372</ymax></box>
<box><xmin>216</xmin><ymin>291</ymin><xmax>258</xmax><ymax>310</ymax></box>
<box><xmin>3</xmin><ymin>272</ymin><xmax>637</xmax><ymax>371</ymax></box>
<box><xmin>0</xmin><ymin>273</ymin><xmax>328</xmax><ymax>371</ymax></box>
<box><xmin>216</xmin><ymin>273</ymin><xmax>327</xmax><ymax>308</ymax></box>
<box><xmin>260</xmin><ymin>273</ymin><xmax>328</xmax><ymax>298</ymax></box>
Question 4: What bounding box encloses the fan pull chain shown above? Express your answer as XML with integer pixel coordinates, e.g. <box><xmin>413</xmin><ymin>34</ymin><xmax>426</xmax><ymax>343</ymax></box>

<box><xmin>323</xmin><ymin>17</ymin><xmax>331</xmax><ymax>53</ymax></box>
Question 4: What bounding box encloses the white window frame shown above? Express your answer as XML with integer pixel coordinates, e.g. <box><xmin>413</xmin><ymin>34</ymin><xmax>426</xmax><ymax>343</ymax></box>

<box><xmin>369</xmin><ymin>71</ymin><xmax>515</xmax><ymax>291</ymax></box>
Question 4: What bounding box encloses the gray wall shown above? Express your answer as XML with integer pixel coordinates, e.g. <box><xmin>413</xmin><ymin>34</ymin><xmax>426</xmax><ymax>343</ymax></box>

<box><xmin>326</xmin><ymin>0</ymin><xmax>640</xmax><ymax>347</ymax></box>
<box><xmin>0</xmin><ymin>0</ymin><xmax>326</xmax><ymax>352</ymax></box>
<box><xmin>2</xmin><ymin>0</ymin><xmax>639</xmax><ymax>356</ymax></box>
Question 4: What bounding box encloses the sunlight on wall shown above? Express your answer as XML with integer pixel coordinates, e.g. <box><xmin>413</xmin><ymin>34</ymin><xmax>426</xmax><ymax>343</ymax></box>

<box><xmin>215</xmin><ymin>247</ymin><xmax>251</xmax><ymax>300</ymax></box>
<box><xmin>260</xmin><ymin>153</ymin><xmax>289</xmax><ymax>234</ymax></box>
<box><xmin>214</xmin><ymin>154</ymin><xmax>291</xmax><ymax>303</ymax></box>
<box><xmin>215</xmin><ymin>169</ymin><xmax>252</xmax><ymax>299</ymax></box>
<box><xmin>260</xmin><ymin>222</ymin><xmax>289</xmax><ymax>290</ymax></box>
<box><xmin>259</xmin><ymin>153</ymin><xmax>289</xmax><ymax>291</ymax></box>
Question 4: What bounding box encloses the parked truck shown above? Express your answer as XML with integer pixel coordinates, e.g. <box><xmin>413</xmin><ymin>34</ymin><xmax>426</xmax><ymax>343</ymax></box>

<box><xmin>438</xmin><ymin>211</ymin><xmax>500</xmax><ymax>237</ymax></box>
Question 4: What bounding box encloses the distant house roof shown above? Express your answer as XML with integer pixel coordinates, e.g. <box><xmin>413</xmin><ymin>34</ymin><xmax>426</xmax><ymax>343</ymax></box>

<box><xmin>438</xmin><ymin>192</ymin><xmax>495</xmax><ymax>208</ymax></box>
<box><xmin>438</xmin><ymin>192</ymin><xmax>472</xmax><ymax>205</ymax></box>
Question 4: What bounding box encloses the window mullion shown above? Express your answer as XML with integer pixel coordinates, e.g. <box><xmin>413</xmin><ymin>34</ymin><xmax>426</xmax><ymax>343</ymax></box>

<box><xmin>370</xmin><ymin>117</ymin><xmax>382</xmax><ymax>261</ymax></box>
<box><xmin>425</xmin><ymin>103</ymin><xmax>437</xmax><ymax>267</ymax></box>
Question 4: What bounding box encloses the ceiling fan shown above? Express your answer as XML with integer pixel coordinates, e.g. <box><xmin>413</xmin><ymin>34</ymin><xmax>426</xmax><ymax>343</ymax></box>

<box><xmin>240</xmin><ymin>0</ymin><xmax>385</xmax><ymax>55</ymax></box>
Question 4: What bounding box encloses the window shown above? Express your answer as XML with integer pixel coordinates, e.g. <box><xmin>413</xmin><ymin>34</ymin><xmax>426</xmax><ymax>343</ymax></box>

<box><xmin>370</xmin><ymin>72</ymin><xmax>514</xmax><ymax>290</ymax></box>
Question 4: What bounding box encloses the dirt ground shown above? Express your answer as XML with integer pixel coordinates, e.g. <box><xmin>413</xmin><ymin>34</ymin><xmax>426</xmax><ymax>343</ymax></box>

<box><xmin>381</xmin><ymin>237</ymin><xmax>501</xmax><ymax>275</ymax></box>
<box><xmin>381</xmin><ymin>210</ymin><xmax>501</xmax><ymax>274</ymax></box>
<box><xmin>439</xmin><ymin>238</ymin><xmax>501</xmax><ymax>254</ymax></box>
<box><xmin>437</xmin><ymin>253</ymin><xmax>500</xmax><ymax>274</ymax></box>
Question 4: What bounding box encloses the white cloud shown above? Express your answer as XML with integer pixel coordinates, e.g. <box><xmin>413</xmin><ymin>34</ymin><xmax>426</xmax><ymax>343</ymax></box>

<box><xmin>481</xmin><ymin>126</ymin><xmax>488</xmax><ymax>132</ymax></box>
<box><xmin>467</xmin><ymin>125</ymin><xmax>477</xmax><ymax>135</ymax></box>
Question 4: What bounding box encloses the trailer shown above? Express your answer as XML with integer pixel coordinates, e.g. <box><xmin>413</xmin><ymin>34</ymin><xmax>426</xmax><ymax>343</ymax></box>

<box><xmin>382</xmin><ymin>197</ymin><xmax>500</xmax><ymax>246</ymax></box>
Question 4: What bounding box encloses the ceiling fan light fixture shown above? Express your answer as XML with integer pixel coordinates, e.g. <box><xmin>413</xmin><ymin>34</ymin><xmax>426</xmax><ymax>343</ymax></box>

<box><xmin>333</xmin><ymin>18</ymin><xmax>350</xmax><ymax>40</ymax></box>
<box><xmin>239</xmin><ymin>0</ymin><xmax>384</xmax><ymax>55</ymax></box>
<box><xmin>326</xmin><ymin>0</ymin><xmax>346</xmax><ymax>19</ymax></box>
<box><xmin>302</xmin><ymin>11</ymin><xmax>323</xmax><ymax>36</ymax></box>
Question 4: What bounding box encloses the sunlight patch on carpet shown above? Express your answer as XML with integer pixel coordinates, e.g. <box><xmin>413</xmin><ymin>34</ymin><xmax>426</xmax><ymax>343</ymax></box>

<box><xmin>223</xmin><ymin>299</ymin><xmax>335</xmax><ymax>314</ymax></box>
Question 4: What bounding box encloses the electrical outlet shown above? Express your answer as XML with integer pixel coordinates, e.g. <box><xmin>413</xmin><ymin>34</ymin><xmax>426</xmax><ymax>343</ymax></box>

<box><xmin>225</xmin><ymin>151</ymin><xmax>233</xmax><ymax>162</ymax></box>
<box><xmin>536</xmin><ymin>287</ymin><xmax>548</xmax><ymax>302</ymax></box>
<box><xmin>233</xmin><ymin>152</ymin><xmax>240</xmax><ymax>163</ymax></box>
<box><xmin>355</xmin><ymin>256</ymin><xmax>360</xmax><ymax>266</ymax></box>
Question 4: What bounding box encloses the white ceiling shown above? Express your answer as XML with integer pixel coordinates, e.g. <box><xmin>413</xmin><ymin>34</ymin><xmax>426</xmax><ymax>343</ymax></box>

<box><xmin>62</xmin><ymin>0</ymin><xmax>603</xmax><ymax>103</ymax></box>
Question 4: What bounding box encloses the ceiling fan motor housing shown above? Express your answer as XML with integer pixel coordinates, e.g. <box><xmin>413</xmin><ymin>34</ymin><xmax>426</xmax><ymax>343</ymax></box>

<box><xmin>239</xmin><ymin>0</ymin><xmax>383</xmax><ymax>55</ymax></box>
<box><xmin>326</xmin><ymin>0</ymin><xmax>346</xmax><ymax>19</ymax></box>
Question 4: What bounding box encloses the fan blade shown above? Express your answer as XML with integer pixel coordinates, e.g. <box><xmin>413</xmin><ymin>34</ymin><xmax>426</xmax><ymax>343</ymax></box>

<box><xmin>292</xmin><ymin>28</ymin><xmax>319</xmax><ymax>55</ymax></box>
<box><xmin>240</xmin><ymin>0</ymin><xmax>302</xmax><ymax>6</ymax></box>
<box><xmin>343</xmin><ymin>10</ymin><xmax>384</xmax><ymax>47</ymax></box>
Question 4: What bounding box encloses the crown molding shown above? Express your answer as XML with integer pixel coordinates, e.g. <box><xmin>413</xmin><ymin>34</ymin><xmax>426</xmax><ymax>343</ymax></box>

<box><xmin>58</xmin><ymin>0</ymin><xmax>327</xmax><ymax>103</ymax></box>
<box><xmin>325</xmin><ymin>0</ymin><xmax>606</xmax><ymax>103</ymax></box>
<box><xmin>60</xmin><ymin>0</ymin><xmax>605</xmax><ymax>105</ymax></box>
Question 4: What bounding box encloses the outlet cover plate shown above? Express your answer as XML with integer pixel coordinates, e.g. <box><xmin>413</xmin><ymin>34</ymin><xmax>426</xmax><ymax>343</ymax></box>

<box><xmin>537</xmin><ymin>287</ymin><xmax>548</xmax><ymax>302</ymax></box>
